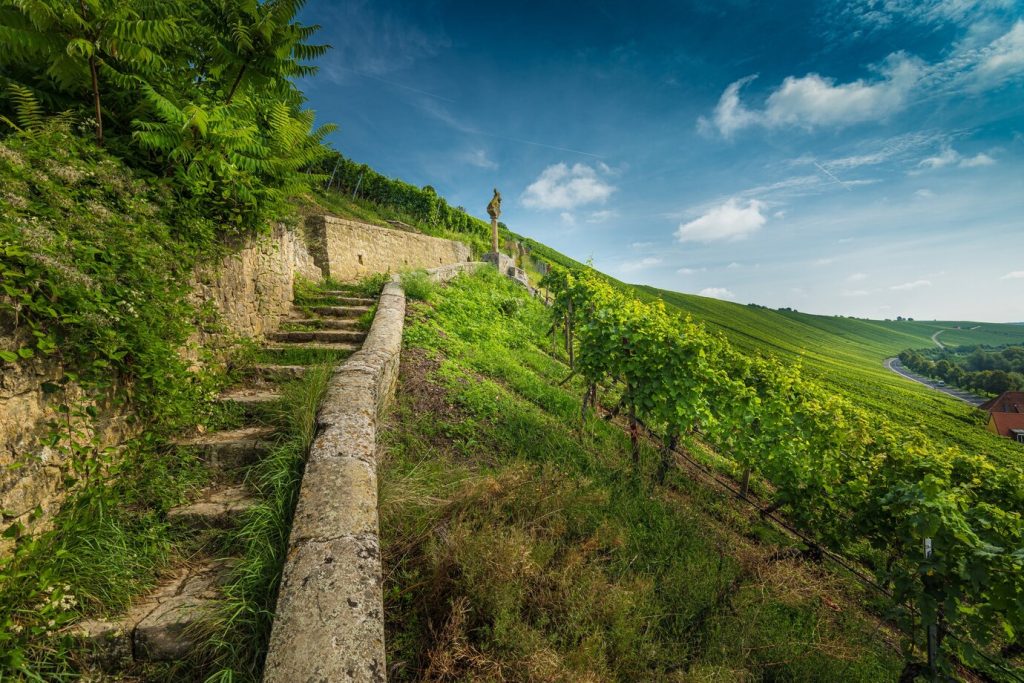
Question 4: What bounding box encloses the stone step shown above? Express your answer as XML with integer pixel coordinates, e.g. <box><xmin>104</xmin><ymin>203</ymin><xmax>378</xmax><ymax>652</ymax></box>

<box><xmin>308</xmin><ymin>305</ymin><xmax>372</xmax><ymax>318</ymax></box>
<box><xmin>282</xmin><ymin>318</ymin><xmax>363</xmax><ymax>331</ymax></box>
<box><xmin>245</xmin><ymin>364</ymin><xmax>308</xmax><ymax>382</ymax></box>
<box><xmin>167</xmin><ymin>485</ymin><xmax>257</xmax><ymax>529</ymax></box>
<box><xmin>217</xmin><ymin>387</ymin><xmax>281</xmax><ymax>419</ymax></box>
<box><xmin>174</xmin><ymin>426</ymin><xmax>276</xmax><ymax>472</ymax></box>
<box><xmin>307</xmin><ymin>294</ymin><xmax>376</xmax><ymax>306</ymax></box>
<box><xmin>262</xmin><ymin>342</ymin><xmax>360</xmax><ymax>353</ymax></box>
<box><xmin>266</xmin><ymin>330</ymin><xmax>366</xmax><ymax>344</ymax></box>
<box><xmin>71</xmin><ymin>560</ymin><xmax>231</xmax><ymax>666</ymax></box>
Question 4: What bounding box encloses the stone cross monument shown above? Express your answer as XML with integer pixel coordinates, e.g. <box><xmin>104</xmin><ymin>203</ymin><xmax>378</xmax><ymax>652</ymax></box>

<box><xmin>486</xmin><ymin>188</ymin><xmax>502</xmax><ymax>254</ymax></box>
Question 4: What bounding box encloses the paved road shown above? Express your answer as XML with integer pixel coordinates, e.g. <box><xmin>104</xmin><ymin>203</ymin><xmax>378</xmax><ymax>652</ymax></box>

<box><xmin>884</xmin><ymin>357</ymin><xmax>986</xmax><ymax>406</ymax></box>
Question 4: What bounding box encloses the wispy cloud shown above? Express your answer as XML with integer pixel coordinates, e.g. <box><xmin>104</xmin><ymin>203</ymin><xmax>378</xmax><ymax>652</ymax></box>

<box><xmin>676</xmin><ymin>198</ymin><xmax>767</xmax><ymax>242</ymax></box>
<box><xmin>841</xmin><ymin>289</ymin><xmax>871</xmax><ymax>297</ymax></box>
<box><xmin>618</xmin><ymin>257</ymin><xmax>662</xmax><ymax>274</ymax></box>
<box><xmin>1002</xmin><ymin>271</ymin><xmax>1024</xmax><ymax>279</ymax></box>
<box><xmin>699</xmin><ymin>287</ymin><xmax>737</xmax><ymax>300</ymax></box>
<box><xmin>914</xmin><ymin>146</ymin><xmax>997</xmax><ymax>171</ymax></box>
<box><xmin>320</xmin><ymin>2</ymin><xmax>451</xmax><ymax>83</ymax></box>
<box><xmin>847</xmin><ymin>272</ymin><xmax>868</xmax><ymax>282</ymax></box>
<box><xmin>461</xmin><ymin>148</ymin><xmax>498</xmax><ymax>170</ymax></box>
<box><xmin>587</xmin><ymin>209</ymin><xmax>618</xmax><ymax>223</ymax></box>
<box><xmin>700</xmin><ymin>21</ymin><xmax>1024</xmax><ymax>136</ymax></box>
<box><xmin>522</xmin><ymin>163</ymin><xmax>616</xmax><ymax>210</ymax></box>
<box><xmin>677</xmin><ymin>267</ymin><xmax>706</xmax><ymax>275</ymax></box>
<box><xmin>890</xmin><ymin>279</ymin><xmax>933</xmax><ymax>290</ymax></box>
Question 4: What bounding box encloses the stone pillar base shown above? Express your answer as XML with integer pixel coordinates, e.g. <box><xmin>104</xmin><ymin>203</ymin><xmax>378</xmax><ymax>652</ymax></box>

<box><xmin>483</xmin><ymin>251</ymin><xmax>515</xmax><ymax>275</ymax></box>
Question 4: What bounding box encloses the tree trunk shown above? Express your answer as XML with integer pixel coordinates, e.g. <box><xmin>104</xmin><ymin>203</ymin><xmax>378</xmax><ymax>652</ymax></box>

<box><xmin>740</xmin><ymin>467</ymin><xmax>751</xmax><ymax>497</ymax></box>
<box><xmin>226</xmin><ymin>63</ymin><xmax>247</xmax><ymax>104</ymax></box>
<box><xmin>89</xmin><ymin>55</ymin><xmax>103</xmax><ymax>145</ymax></box>
<box><xmin>658</xmin><ymin>431</ymin><xmax>679</xmax><ymax>484</ymax></box>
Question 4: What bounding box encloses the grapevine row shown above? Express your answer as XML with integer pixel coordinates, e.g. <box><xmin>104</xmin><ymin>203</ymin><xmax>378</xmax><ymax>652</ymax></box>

<box><xmin>542</xmin><ymin>269</ymin><xmax>1024</xmax><ymax>676</ymax></box>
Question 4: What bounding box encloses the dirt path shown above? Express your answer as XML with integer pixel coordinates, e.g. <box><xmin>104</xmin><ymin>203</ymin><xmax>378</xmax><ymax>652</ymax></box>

<box><xmin>931</xmin><ymin>330</ymin><xmax>945</xmax><ymax>348</ymax></box>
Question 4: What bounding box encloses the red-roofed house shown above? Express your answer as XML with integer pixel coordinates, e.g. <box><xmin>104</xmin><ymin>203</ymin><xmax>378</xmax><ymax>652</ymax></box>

<box><xmin>979</xmin><ymin>391</ymin><xmax>1024</xmax><ymax>414</ymax></box>
<box><xmin>982</xmin><ymin>391</ymin><xmax>1024</xmax><ymax>443</ymax></box>
<box><xmin>987</xmin><ymin>412</ymin><xmax>1024</xmax><ymax>444</ymax></box>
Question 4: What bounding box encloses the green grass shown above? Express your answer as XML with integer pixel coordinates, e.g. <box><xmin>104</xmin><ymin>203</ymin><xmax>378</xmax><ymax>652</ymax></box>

<box><xmin>379</xmin><ymin>268</ymin><xmax>902</xmax><ymax>681</ymax></box>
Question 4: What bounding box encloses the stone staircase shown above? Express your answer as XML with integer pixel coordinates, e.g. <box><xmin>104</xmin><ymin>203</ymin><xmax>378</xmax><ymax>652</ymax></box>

<box><xmin>70</xmin><ymin>286</ymin><xmax>378</xmax><ymax>671</ymax></box>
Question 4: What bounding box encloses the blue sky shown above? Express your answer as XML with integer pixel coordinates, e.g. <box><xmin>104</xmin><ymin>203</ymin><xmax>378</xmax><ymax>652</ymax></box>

<box><xmin>299</xmin><ymin>0</ymin><xmax>1024</xmax><ymax>322</ymax></box>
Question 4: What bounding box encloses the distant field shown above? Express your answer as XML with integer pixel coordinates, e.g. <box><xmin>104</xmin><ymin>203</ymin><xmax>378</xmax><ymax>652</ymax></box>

<box><xmin>632</xmin><ymin>285</ymin><xmax>1024</xmax><ymax>463</ymax></box>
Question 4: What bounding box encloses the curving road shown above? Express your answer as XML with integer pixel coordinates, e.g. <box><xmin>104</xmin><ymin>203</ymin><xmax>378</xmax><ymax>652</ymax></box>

<box><xmin>883</xmin><ymin>357</ymin><xmax>985</xmax><ymax>406</ymax></box>
<box><xmin>930</xmin><ymin>330</ymin><xmax>945</xmax><ymax>349</ymax></box>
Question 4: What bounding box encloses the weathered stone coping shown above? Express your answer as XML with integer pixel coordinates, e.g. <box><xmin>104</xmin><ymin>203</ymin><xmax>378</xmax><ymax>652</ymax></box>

<box><xmin>263</xmin><ymin>262</ymin><xmax>484</xmax><ymax>682</ymax></box>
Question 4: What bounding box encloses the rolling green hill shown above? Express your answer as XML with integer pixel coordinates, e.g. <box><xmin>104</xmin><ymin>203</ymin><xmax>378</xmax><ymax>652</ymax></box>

<box><xmin>629</xmin><ymin>285</ymin><xmax>1024</xmax><ymax>462</ymax></box>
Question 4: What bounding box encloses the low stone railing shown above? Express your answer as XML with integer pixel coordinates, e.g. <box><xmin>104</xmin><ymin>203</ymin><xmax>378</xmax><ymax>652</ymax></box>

<box><xmin>263</xmin><ymin>262</ymin><xmax>484</xmax><ymax>682</ymax></box>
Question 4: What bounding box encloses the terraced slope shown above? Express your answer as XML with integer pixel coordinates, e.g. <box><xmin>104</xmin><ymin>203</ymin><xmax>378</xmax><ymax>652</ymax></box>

<box><xmin>634</xmin><ymin>285</ymin><xmax>1024</xmax><ymax>461</ymax></box>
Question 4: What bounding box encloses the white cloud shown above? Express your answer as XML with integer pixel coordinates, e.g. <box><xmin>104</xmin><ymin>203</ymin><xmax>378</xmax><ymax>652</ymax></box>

<box><xmin>677</xmin><ymin>267</ymin><xmax>706</xmax><ymax>275</ymax></box>
<box><xmin>838</xmin><ymin>237</ymin><xmax>855</xmax><ymax>244</ymax></box>
<box><xmin>462</xmin><ymin>148</ymin><xmax>498</xmax><ymax>170</ymax></box>
<box><xmin>972</xmin><ymin>20</ymin><xmax>1024</xmax><ymax>84</ymax></box>
<box><xmin>960</xmin><ymin>152</ymin><xmax>996</xmax><ymax>167</ymax></box>
<box><xmin>699</xmin><ymin>287</ymin><xmax>736</xmax><ymax>300</ymax></box>
<box><xmin>522</xmin><ymin>163</ymin><xmax>616</xmax><ymax>210</ymax></box>
<box><xmin>560</xmin><ymin>212</ymin><xmax>576</xmax><ymax>226</ymax></box>
<box><xmin>727</xmin><ymin>261</ymin><xmax>742</xmax><ymax>269</ymax></box>
<box><xmin>1002</xmin><ymin>271</ymin><xmax>1024</xmax><ymax>279</ymax></box>
<box><xmin>918</xmin><ymin>146</ymin><xmax>960</xmax><ymax>169</ymax></box>
<box><xmin>890</xmin><ymin>279</ymin><xmax>933</xmax><ymax>290</ymax></box>
<box><xmin>587</xmin><ymin>209</ymin><xmax>617</xmax><ymax>223</ymax></box>
<box><xmin>915</xmin><ymin>146</ymin><xmax>997</xmax><ymax>171</ymax></box>
<box><xmin>618</xmin><ymin>257</ymin><xmax>662</xmax><ymax>274</ymax></box>
<box><xmin>774</xmin><ymin>210</ymin><xmax>787</xmax><ymax>218</ymax></box>
<box><xmin>813</xmin><ymin>257</ymin><xmax>836</xmax><ymax>266</ymax></box>
<box><xmin>847</xmin><ymin>272</ymin><xmax>868</xmax><ymax>282</ymax></box>
<box><xmin>676</xmin><ymin>198</ymin><xmax>767</xmax><ymax>242</ymax></box>
<box><xmin>914</xmin><ymin>188</ymin><xmax>936</xmax><ymax>198</ymax></box>
<box><xmin>701</xmin><ymin>22</ymin><xmax>1024</xmax><ymax>136</ymax></box>
<box><xmin>702</xmin><ymin>54</ymin><xmax>921</xmax><ymax>136</ymax></box>
<box><xmin>631</xmin><ymin>241</ymin><xmax>654</xmax><ymax>249</ymax></box>
<box><xmin>842</xmin><ymin>289</ymin><xmax>871</xmax><ymax>297</ymax></box>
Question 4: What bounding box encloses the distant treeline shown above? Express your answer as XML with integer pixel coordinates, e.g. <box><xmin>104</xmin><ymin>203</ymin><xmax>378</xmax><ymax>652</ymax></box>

<box><xmin>317</xmin><ymin>151</ymin><xmax>491</xmax><ymax>241</ymax></box>
<box><xmin>899</xmin><ymin>344</ymin><xmax>1024</xmax><ymax>394</ymax></box>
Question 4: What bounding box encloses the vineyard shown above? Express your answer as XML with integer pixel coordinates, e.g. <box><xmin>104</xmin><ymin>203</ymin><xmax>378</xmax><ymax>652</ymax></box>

<box><xmin>635</xmin><ymin>285</ymin><xmax>1024</xmax><ymax>465</ymax></box>
<box><xmin>543</xmin><ymin>268</ymin><xmax>1024</xmax><ymax>679</ymax></box>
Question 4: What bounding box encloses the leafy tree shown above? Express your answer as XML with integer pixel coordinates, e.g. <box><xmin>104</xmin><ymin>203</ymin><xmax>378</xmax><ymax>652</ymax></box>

<box><xmin>201</xmin><ymin>0</ymin><xmax>327</xmax><ymax>104</ymax></box>
<box><xmin>0</xmin><ymin>0</ymin><xmax>182</xmax><ymax>144</ymax></box>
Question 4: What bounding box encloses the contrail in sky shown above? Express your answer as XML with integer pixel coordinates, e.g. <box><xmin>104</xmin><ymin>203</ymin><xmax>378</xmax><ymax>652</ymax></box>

<box><xmin>814</xmin><ymin>162</ymin><xmax>852</xmax><ymax>191</ymax></box>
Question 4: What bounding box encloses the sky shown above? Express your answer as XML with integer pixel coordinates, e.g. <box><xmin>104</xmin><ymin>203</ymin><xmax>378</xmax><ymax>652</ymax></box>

<box><xmin>298</xmin><ymin>0</ymin><xmax>1024</xmax><ymax>322</ymax></box>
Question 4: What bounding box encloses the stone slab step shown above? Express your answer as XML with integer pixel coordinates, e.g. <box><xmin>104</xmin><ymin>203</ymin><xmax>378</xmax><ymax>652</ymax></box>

<box><xmin>71</xmin><ymin>560</ymin><xmax>231</xmax><ymax>666</ymax></box>
<box><xmin>308</xmin><ymin>294</ymin><xmax>376</xmax><ymax>306</ymax></box>
<box><xmin>282</xmin><ymin>318</ymin><xmax>363</xmax><ymax>331</ymax></box>
<box><xmin>217</xmin><ymin>386</ymin><xmax>281</xmax><ymax>405</ymax></box>
<box><xmin>168</xmin><ymin>485</ymin><xmax>257</xmax><ymax>529</ymax></box>
<box><xmin>308</xmin><ymin>305</ymin><xmax>371</xmax><ymax>317</ymax></box>
<box><xmin>174</xmin><ymin>426</ymin><xmax>276</xmax><ymax>471</ymax></box>
<box><xmin>245</xmin><ymin>364</ymin><xmax>308</xmax><ymax>382</ymax></box>
<box><xmin>262</xmin><ymin>342</ymin><xmax>360</xmax><ymax>353</ymax></box>
<box><xmin>267</xmin><ymin>330</ymin><xmax>366</xmax><ymax>344</ymax></box>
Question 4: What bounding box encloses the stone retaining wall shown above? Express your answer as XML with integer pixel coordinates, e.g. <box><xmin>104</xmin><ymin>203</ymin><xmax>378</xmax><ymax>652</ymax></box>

<box><xmin>265</xmin><ymin>262</ymin><xmax>485</xmax><ymax>682</ymax></box>
<box><xmin>307</xmin><ymin>215</ymin><xmax>472</xmax><ymax>281</ymax></box>
<box><xmin>188</xmin><ymin>223</ymin><xmax>322</xmax><ymax>348</ymax></box>
<box><xmin>1</xmin><ymin>224</ymin><xmax>319</xmax><ymax>549</ymax></box>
